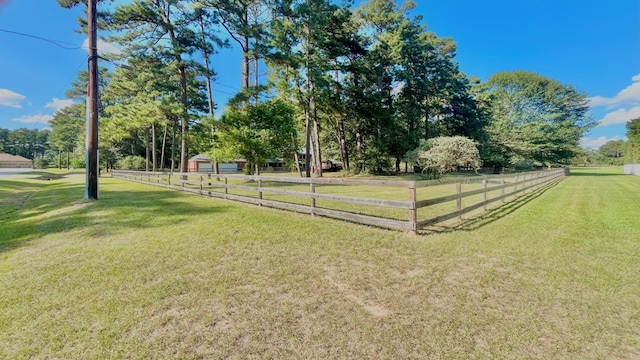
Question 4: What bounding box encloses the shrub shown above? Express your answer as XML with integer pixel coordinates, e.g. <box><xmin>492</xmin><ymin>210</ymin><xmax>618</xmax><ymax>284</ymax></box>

<box><xmin>70</xmin><ymin>156</ymin><xmax>86</xmax><ymax>169</ymax></box>
<box><xmin>33</xmin><ymin>158</ymin><xmax>48</xmax><ymax>169</ymax></box>
<box><xmin>410</xmin><ymin>136</ymin><xmax>482</xmax><ymax>176</ymax></box>
<box><xmin>116</xmin><ymin>156</ymin><xmax>147</xmax><ymax>170</ymax></box>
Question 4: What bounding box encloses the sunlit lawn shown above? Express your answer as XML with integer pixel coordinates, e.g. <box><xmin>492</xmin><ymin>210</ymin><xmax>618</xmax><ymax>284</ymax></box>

<box><xmin>0</xmin><ymin>167</ymin><xmax>638</xmax><ymax>359</ymax></box>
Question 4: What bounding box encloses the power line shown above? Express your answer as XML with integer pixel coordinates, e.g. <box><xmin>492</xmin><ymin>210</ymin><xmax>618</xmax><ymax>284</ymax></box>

<box><xmin>213</xmin><ymin>81</ymin><xmax>240</xmax><ymax>91</ymax></box>
<box><xmin>211</xmin><ymin>88</ymin><xmax>237</xmax><ymax>96</ymax></box>
<box><xmin>0</xmin><ymin>28</ymin><xmax>81</xmax><ymax>50</ymax></box>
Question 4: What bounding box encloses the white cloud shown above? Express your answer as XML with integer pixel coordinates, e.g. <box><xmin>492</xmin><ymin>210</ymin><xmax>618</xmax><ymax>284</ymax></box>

<box><xmin>590</xmin><ymin>74</ymin><xmax>640</xmax><ymax>128</ymax></box>
<box><xmin>580</xmin><ymin>136</ymin><xmax>623</xmax><ymax>150</ymax></box>
<box><xmin>46</xmin><ymin>98</ymin><xmax>76</xmax><ymax>112</ymax></box>
<box><xmin>589</xmin><ymin>74</ymin><xmax>640</xmax><ymax>108</ymax></box>
<box><xmin>82</xmin><ymin>38</ymin><xmax>122</xmax><ymax>56</ymax></box>
<box><xmin>597</xmin><ymin>106</ymin><xmax>640</xmax><ymax>126</ymax></box>
<box><xmin>13</xmin><ymin>114</ymin><xmax>54</xmax><ymax>125</ymax></box>
<box><xmin>0</xmin><ymin>89</ymin><xmax>26</xmax><ymax>108</ymax></box>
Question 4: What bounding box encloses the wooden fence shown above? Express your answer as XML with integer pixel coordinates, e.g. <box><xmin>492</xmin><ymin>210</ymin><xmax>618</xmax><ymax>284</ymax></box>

<box><xmin>111</xmin><ymin>168</ymin><xmax>567</xmax><ymax>232</ymax></box>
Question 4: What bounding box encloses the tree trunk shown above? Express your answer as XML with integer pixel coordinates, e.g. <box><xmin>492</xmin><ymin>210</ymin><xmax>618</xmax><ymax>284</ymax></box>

<box><xmin>291</xmin><ymin>133</ymin><xmax>302</xmax><ymax>177</ymax></box>
<box><xmin>242</xmin><ymin>8</ymin><xmax>250</xmax><ymax>91</ymax></box>
<box><xmin>294</xmin><ymin>151</ymin><xmax>302</xmax><ymax>177</ymax></box>
<box><xmin>304</xmin><ymin>100</ymin><xmax>311</xmax><ymax>177</ymax></box>
<box><xmin>198</xmin><ymin>14</ymin><xmax>218</xmax><ymax>176</ymax></box>
<box><xmin>198</xmin><ymin>14</ymin><xmax>215</xmax><ymax>119</ymax></box>
<box><xmin>312</xmin><ymin>98</ymin><xmax>322</xmax><ymax>177</ymax></box>
<box><xmin>356</xmin><ymin>127</ymin><xmax>364</xmax><ymax>173</ymax></box>
<box><xmin>152</xmin><ymin>123</ymin><xmax>157</xmax><ymax>172</ymax></box>
<box><xmin>303</xmin><ymin>4</ymin><xmax>312</xmax><ymax>177</ymax></box>
<box><xmin>178</xmin><ymin>65</ymin><xmax>189</xmax><ymax>173</ymax></box>
<box><xmin>156</xmin><ymin>4</ymin><xmax>189</xmax><ymax>173</ymax></box>
<box><xmin>171</xmin><ymin>118</ymin><xmax>177</xmax><ymax>171</ymax></box>
<box><xmin>145</xmin><ymin>127</ymin><xmax>150</xmax><ymax>172</ymax></box>
<box><xmin>424</xmin><ymin>108</ymin><xmax>429</xmax><ymax>140</ymax></box>
<box><xmin>161</xmin><ymin>121</ymin><xmax>167</xmax><ymax>170</ymax></box>
<box><xmin>337</xmin><ymin>118</ymin><xmax>349</xmax><ymax>171</ymax></box>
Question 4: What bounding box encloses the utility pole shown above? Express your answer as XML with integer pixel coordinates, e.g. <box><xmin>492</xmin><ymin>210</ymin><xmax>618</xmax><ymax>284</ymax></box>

<box><xmin>86</xmin><ymin>0</ymin><xmax>99</xmax><ymax>200</ymax></box>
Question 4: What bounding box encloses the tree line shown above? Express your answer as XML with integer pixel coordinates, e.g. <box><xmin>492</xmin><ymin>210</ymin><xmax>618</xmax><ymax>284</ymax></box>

<box><xmin>0</xmin><ymin>128</ymin><xmax>50</xmax><ymax>160</ymax></box>
<box><xmin>575</xmin><ymin>118</ymin><xmax>640</xmax><ymax>166</ymax></box>
<box><xmin>48</xmin><ymin>0</ymin><xmax>595</xmax><ymax>176</ymax></box>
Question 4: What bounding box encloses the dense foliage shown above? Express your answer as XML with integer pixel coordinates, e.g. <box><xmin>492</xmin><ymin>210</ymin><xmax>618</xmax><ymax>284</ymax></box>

<box><xmin>0</xmin><ymin>128</ymin><xmax>50</xmax><ymax>160</ymax></box>
<box><xmin>411</xmin><ymin>136</ymin><xmax>481</xmax><ymax>176</ymax></box>
<box><xmin>216</xmin><ymin>99</ymin><xmax>298</xmax><ymax>175</ymax></box>
<box><xmin>46</xmin><ymin>0</ymin><xmax>595</xmax><ymax>175</ymax></box>
<box><xmin>477</xmin><ymin>71</ymin><xmax>594</xmax><ymax>169</ymax></box>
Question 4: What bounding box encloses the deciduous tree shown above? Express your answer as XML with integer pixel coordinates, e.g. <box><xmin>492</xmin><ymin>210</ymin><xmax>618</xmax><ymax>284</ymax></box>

<box><xmin>216</xmin><ymin>98</ymin><xmax>298</xmax><ymax>175</ymax></box>
<box><xmin>408</xmin><ymin>136</ymin><xmax>481</xmax><ymax>175</ymax></box>
<box><xmin>480</xmin><ymin>71</ymin><xmax>594</xmax><ymax>167</ymax></box>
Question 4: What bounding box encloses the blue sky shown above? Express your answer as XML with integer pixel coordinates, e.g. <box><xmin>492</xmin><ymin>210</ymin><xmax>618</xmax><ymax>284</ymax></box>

<box><xmin>0</xmin><ymin>0</ymin><xmax>638</xmax><ymax>149</ymax></box>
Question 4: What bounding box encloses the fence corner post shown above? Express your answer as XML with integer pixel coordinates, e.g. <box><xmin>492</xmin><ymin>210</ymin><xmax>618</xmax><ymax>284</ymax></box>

<box><xmin>409</xmin><ymin>182</ymin><xmax>417</xmax><ymax>233</ymax></box>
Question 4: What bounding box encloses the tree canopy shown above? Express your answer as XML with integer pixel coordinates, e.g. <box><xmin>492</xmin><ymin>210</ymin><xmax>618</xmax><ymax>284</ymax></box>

<box><xmin>216</xmin><ymin>99</ymin><xmax>297</xmax><ymax>175</ymax></box>
<box><xmin>478</xmin><ymin>71</ymin><xmax>594</xmax><ymax>168</ymax></box>
<box><xmin>626</xmin><ymin>118</ymin><xmax>640</xmax><ymax>150</ymax></box>
<box><xmin>50</xmin><ymin>0</ymin><xmax>597</xmax><ymax>175</ymax></box>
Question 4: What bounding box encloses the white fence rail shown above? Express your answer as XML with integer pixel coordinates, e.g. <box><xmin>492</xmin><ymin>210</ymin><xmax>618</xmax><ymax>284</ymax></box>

<box><xmin>624</xmin><ymin>164</ymin><xmax>640</xmax><ymax>176</ymax></box>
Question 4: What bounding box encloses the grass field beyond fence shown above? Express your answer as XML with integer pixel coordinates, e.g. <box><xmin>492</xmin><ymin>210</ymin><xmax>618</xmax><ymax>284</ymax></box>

<box><xmin>0</xmin><ymin>167</ymin><xmax>639</xmax><ymax>359</ymax></box>
<box><xmin>112</xmin><ymin>168</ymin><xmax>566</xmax><ymax>231</ymax></box>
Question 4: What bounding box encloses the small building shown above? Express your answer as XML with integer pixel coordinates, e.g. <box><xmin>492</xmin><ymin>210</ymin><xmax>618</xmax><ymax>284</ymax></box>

<box><xmin>188</xmin><ymin>154</ymin><xmax>213</xmax><ymax>172</ymax></box>
<box><xmin>0</xmin><ymin>153</ymin><xmax>33</xmax><ymax>168</ymax></box>
<box><xmin>187</xmin><ymin>154</ymin><xmax>246</xmax><ymax>173</ymax></box>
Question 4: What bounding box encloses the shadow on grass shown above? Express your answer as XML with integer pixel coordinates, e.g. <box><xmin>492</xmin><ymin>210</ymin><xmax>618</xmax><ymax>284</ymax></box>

<box><xmin>418</xmin><ymin>179</ymin><xmax>561</xmax><ymax>236</ymax></box>
<box><xmin>0</xmin><ymin>179</ymin><xmax>234</xmax><ymax>254</ymax></box>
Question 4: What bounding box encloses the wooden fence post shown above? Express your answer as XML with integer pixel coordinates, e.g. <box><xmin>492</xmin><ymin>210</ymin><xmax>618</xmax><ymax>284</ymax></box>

<box><xmin>258</xmin><ymin>178</ymin><xmax>263</xmax><ymax>206</ymax></box>
<box><xmin>199</xmin><ymin>175</ymin><xmax>203</xmax><ymax>193</ymax></box>
<box><xmin>310</xmin><ymin>182</ymin><xmax>316</xmax><ymax>217</ymax></box>
<box><xmin>482</xmin><ymin>179</ymin><xmax>487</xmax><ymax>211</ymax></box>
<box><xmin>224</xmin><ymin>178</ymin><xmax>228</xmax><ymax>199</ymax></box>
<box><xmin>456</xmin><ymin>183</ymin><xmax>462</xmax><ymax>219</ymax></box>
<box><xmin>409</xmin><ymin>183</ymin><xmax>417</xmax><ymax>232</ymax></box>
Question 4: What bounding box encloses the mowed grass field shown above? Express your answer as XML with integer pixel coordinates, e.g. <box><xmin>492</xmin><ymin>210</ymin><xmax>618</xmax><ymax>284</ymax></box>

<box><xmin>0</xmin><ymin>167</ymin><xmax>638</xmax><ymax>359</ymax></box>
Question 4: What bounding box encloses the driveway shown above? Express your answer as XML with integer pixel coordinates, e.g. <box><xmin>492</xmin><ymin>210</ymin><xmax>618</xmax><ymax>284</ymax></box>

<box><xmin>0</xmin><ymin>168</ymin><xmax>34</xmax><ymax>177</ymax></box>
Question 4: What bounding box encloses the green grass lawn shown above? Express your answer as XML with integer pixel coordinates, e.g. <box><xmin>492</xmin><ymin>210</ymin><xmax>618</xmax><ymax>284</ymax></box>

<box><xmin>1</xmin><ymin>167</ymin><xmax>639</xmax><ymax>359</ymax></box>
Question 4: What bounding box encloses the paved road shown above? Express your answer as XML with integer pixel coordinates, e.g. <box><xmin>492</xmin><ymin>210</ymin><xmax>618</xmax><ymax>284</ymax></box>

<box><xmin>0</xmin><ymin>168</ymin><xmax>34</xmax><ymax>177</ymax></box>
